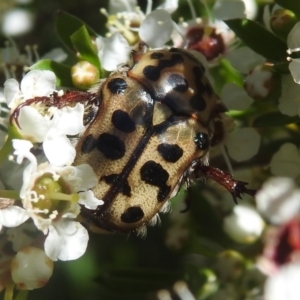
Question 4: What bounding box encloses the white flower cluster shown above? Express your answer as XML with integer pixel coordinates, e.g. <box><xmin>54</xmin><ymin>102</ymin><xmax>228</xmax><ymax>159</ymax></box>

<box><xmin>0</xmin><ymin>70</ymin><xmax>103</xmax><ymax>290</ymax></box>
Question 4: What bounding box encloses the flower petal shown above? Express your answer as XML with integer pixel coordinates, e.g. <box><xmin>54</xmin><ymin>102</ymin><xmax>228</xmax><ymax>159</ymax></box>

<box><xmin>18</xmin><ymin>106</ymin><xmax>52</xmax><ymax>142</ymax></box>
<box><xmin>43</xmin><ymin>133</ymin><xmax>75</xmax><ymax>166</ymax></box>
<box><xmin>78</xmin><ymin>190</ymin><xmax>104</xmax><ymax>210</ymax></box>
<box><xmin>221</xmin><ymin>83</ymin><xmax>253</xmax><ymax>110</ymax></box>
<box><xmin>214</xmin><ymin>0</ymin><xmax>246</xmax><ymax>20</ymax></box>
<box><xmin>96</xmin><ymin>33</ymin><xmax>131</xmax><ymax>71</ymax></box>
<box><xmin>278</xmin><ymin>75</ymin><xmax>300</xmax><ymax>116</ymax></box>
<box><xmin>45</xmin><ymin>220</ymin><xmax>89</xmax><ymax>261</ymax></box>
<box><xmin>0</xmin><ymin>206</ymin><xmax>30</xmax><ymax>228</ymax></box>
<box><xmin>4</xmin><ymin>78</ymin><xmax>21</xmax><ymax>108</ymax></box>
<box><xmin>226</xmin><ymin>128</ymin><xmax>261</xmax><ymax>162</ymax></box>
<box><xmin>20</xmin><ymin>70</ymin><xmax>56</xmax><ymax>99</ymax></box>
<box><xmin>270</xmin><ymin>143</ymin><xmax>300</xmax><ymax>178</ymax></box>
<box><xmin>264</xmin><ymin>262</ymin><xmax>300</xmax><ymax>300</ymax></box>
<box><xmin>139</xmin><ymin>9</ymin><xmax>174</xmax><ymax>48</ymax></box>
<box><xmin>52</xmin><ymin>103</ymin><xmax>84</xmax><ymax>136</ymax></box>
<box><xmin>225</xmin><ymin>46</ymin><xmax>265</xmax><ymax>74</ymax></box>
<box><xmin>157</xmin><ymin>0</ymin><xmax>178</xmax><ymax>14</ymax></box>
<box><xmin>256</xmin><ymin>177</ymin><xmax>300</xmax><ymax>225</ymax></box>
<box><xmin>287</xmin><ymin>21</ymin><xmax>300</xmax><ymax>51</ymax></box>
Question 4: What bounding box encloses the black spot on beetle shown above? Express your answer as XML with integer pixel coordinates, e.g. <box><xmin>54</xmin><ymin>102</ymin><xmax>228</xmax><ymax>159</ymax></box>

<box><xmin>150</xmin><ymin>52</ymin><xmax>164</xmax><ymax>59</ymax></box>
<box><xmin>143</xmin><ymin>54</ymin><xmax>184</xmax><ymax>81</ymax></box>
<box><xmin>102</xmin><ymin>174</ymin><xmax>131</xmax><ymax>196</ymax></box>
<box><xmin>97</xmin><ymin>133</ymin><xmax>125</xmax><ymax>160</ymax></box>
<box><xmin>140</xmin><ymin>160</ymin><xmax>170</xmax><ymax>202</ymax></box>
<box><xmin>143</xmin><ymin>65</ymin><xmax>161</xmax><ymax>81</ymax></box>
<box><xmin>81</xmin><ymin>134</ymin><xmax>96</xmax><ymax>153</ymax></box>
<box><xmin>157</xmin><ymin>143</ymin><xmax>183</xmax><ymax>163</ymax></box>
<box><xmin>140</xmin><ymin>160</ymin><xmax>169</xmax><ymax>186</ymax></box>
<box><xmin>112</xmin><ymin>110</ymin><xmax>136</xmax><ymax>133</ymax></box>
<box><xmin>189</xmin><ymin>94</ymin><xmax>206</xmax><ymax>111</ymax></box>
<box><xmin>121</xmin><ymin>206</ymin><xmax>144</xmax><ymax>223</ymax></box>
<box><xmin>107</xmin><ymin>78</ymin><xmax>128</xmax><ymax>94</ymax></box>
<box><xmin>167</xmin><ymin>74</ymin><xmax>188</xmax><ymax>93</ymax></box>
<box><xmin>194</xmin><ymin>132</ymin><xmax>209</xmax><ymax>150</ymax></box>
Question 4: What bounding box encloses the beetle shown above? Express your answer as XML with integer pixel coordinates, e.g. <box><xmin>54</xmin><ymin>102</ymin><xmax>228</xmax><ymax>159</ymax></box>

<box><xmin>72</xmin><ymin>48</ymin><xmax>255</xmax><ymax>234</ymax></box>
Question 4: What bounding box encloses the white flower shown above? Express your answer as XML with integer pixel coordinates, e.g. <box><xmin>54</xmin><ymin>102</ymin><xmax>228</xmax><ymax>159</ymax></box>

<box><xmin>256</xmin><ymin>177</ymin><xmax>300</xmax><ymax>225</ymax></box>
<box><xmin>270</xmin><ymin>143</ymin><xmax>300</xmax><ymax>178</ymax></box>
<box><xmin>223</xmin><ymin>204</ymin><xmax>265</xmax><ymax>244</ymax></box>
<box><xmin>264</xmin><ymin>262</ymin><xmax>300</xmax><ymax>300</ymax></box>
<box><xmin>102</xmin><ymin>0</ymin><xmax>178</xmax><ymax>50</ymax></box>
<box><xmin>11</xmin><ymin>246</ymin><xmax>53</xmax><ymax>290</ymax></box>
<box><xmin>278</xmin><ymin>75</ymin><xmax>300</xmax><ymax>117</ymax></box>
<box><xmin>225</xmin><ymin>127</ymin><xmax>261</xmax><ymax>162</ymax></box>
<box><xmin>2</xmin><ymin>9</ymin><xmax>34</xmax><ymax>36</ymax></box>
<box><xmin>175</xmin><ymin>0</ymin><xmax>257</xmax><ymax>63</ymax></box>
<box><xmin>11</xmin><ymin>139</ymin><xmax>102</xmax><ymax>261</ymax></box>
<box><xmin>5</xmin><ymin>70</ymin><xmax>85</xmax><ymax>166</ymax></box>
<box><xmin>95</xmin><ymin>33</ymin><xmax>131</xmax><ymax>71</ymax></box>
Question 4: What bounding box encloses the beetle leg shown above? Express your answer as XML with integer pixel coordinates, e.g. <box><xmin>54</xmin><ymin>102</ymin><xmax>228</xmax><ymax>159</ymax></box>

<box><xmin>195</xmin><ymin>165</ymin><xmax>256</xmax><ymax>203</ymax></box>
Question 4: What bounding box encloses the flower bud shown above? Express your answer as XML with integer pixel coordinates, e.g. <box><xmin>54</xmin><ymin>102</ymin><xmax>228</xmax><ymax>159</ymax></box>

<box><xmin>71</xmin><ymin>61</ymin><xmax>100</xmax><ymax>89</ymax></box>
<box><xmin>223</xmin><ymin>205</ymin><xmax>265</xmax><ymax>244</ymax></box>
<box><xmin>244</xmin><ymin>65</ymin><xmax>278</xmax><ymax>100</ymax></box>
<box><xmin>214</xmin><ymin>250</ymin><xmax>245</xmax><ymax>281</ymax></box>
<box><xmin>11</xmin><ymin>246</ymin><xmax>53</xmax><ymax>290</ymax></box>
<box><xmin>270</xmin><ymin>9</ymin><xmax>297</xmax><ymax>40</ymax></box>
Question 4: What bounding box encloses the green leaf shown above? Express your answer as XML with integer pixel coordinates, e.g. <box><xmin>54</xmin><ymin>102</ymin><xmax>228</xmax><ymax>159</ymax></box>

<box><xmin>274</xmin><ymin>0</ymin><xmax>300</xmax><ymax>19</ymax></box>
<box><xmin>30</xmin><ymin>59</ymin><xmax>73</xmax><ymax>87</ymax></box>
<box><xmin>253</xmin><ymin>112</ymin><xmax>299</xmax><ymax>127</ymax></box>
<box><xmin>224</xmin><ymin>19</ymin><xmax>287</xmax><ymax>62</ymax></box>
<box><xmin>55</xmin><ymin>11</ymin><xmax>97</xmax><ymax>52</ymax></box>
<box><xmin>70</xmin><ymin>25</ymin><xmax>101</xmax><ymax>71</ymax></box>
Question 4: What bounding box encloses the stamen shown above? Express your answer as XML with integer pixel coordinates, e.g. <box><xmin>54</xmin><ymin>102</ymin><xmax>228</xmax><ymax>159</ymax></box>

<box><xmin>145</xmin><ymin>0</ymin><xmax>153</xmax><ymax>16</ymax></box>
<box><xmin>107</xmin><ymin>17</ymin><xmax>137</xmax><ymax>44</ymax></box>
<box><xmin>120</xmin><ymin>0</ymin><xmax>134</xmax><ymax>13</ymax></box>
<box><xmin>200</xmin><ymin>0</ymin><xmax>213</xmax><ymax>22</ymax></box>
<box><xmin>1</xmin><ymin>63</ymin><xmax>11</xmax><ymax>80</ymax></box>
<box><xmin>157</xmin><ymin>290</ymin><xmax>173</xmax><ymax>300</ymax></box>
<box><xmin>33</xmin><ymin>44</ymin><xmax>39</xmax><ymax>61</ymax></box>
<box><xmin>4</xmin><ymin>281</ymin><xmax>15</xmax><ymax>300</ymax></box>
<box><xmin>173</xmin><ymin>281</ymin><xmax>195</xmax><ymax>300</ymax></box>
<box><xmin>24</xmin><ymin>45</ymin><xmax>32</xmax><ymax>65</ymax></box>
<box><xmin>49</xmin><ymin>210</ymin><xmax>58</xmax><ymax>219</ymax></box>
<box><xmin>187</xmin><ymin>0</ymin><xmax>197</xmax><ymax>21</ymax></box>
<box><xmin>48</xmin><ymin>192</ymin><xmax>79</xmax><ymax>203</ymax></box>
<box><xmin>100</xmin><ymin>8</ymin><xmax>109</xmax><ymax>18</ymax></box>
<box><xmin>287</xmin><ymin>47</ymin><xmax>300</xmax><ymax>55</ymax></box>
<box><xmin>9</xmin><ymin>65</ymin><xmax>17</xmax><ymax>79</ymax></box>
